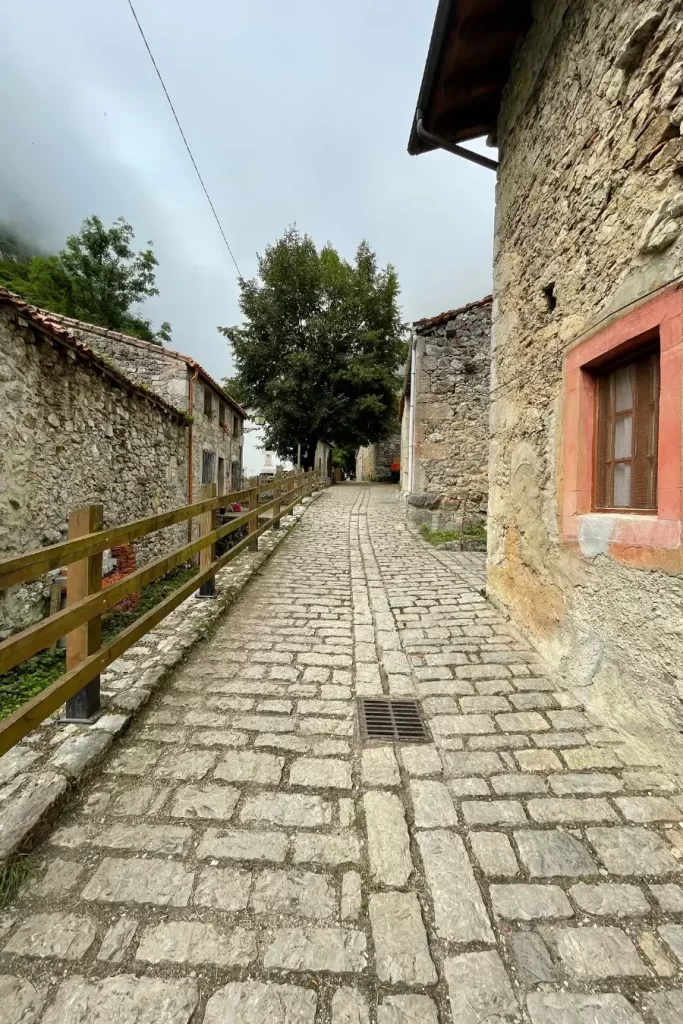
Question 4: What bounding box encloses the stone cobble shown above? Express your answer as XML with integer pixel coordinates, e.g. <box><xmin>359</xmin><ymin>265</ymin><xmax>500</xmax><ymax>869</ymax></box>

<box><xmin>1</xmin><ymin>484</ymin><xmax>683</xmax><ymax>1023</ymax></box>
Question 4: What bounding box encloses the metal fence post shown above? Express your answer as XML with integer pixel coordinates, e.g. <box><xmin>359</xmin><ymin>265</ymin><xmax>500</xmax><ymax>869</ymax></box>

<box><xmin>197</xmin><ymin>482</ymin><xmax>217</xmax><ymax>598</ymax></box>
<box><xmin>248</xmin><ymin>479</ymin><xmax>260</xmax><ymax>551</ymax></box>
<box><xmin>64</xmin><ymin>504</ymin><xmax>103</xmax><ymax>721</ymax></box>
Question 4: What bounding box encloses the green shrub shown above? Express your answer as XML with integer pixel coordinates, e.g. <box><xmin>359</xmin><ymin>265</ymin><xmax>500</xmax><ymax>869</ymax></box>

<box><xmin>419</xmin><ymin>522</ymin><xmax>487</xmax><ymax>546</ymax></box>
<box><xmin>0</xmin><ymin>564</ymin><xmax>198</xmax><ymax>721</ymax></box>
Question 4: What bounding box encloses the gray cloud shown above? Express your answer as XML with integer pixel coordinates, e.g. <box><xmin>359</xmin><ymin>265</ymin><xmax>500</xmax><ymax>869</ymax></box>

<box><xmin>2</xmin><ymin>0</ymin><xmax>495</xmax><ymax>471</ymax></box>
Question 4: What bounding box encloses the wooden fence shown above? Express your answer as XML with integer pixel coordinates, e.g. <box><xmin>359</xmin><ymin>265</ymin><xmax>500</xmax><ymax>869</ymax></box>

<box><xmin>0</xmin><ymin>469</ymin><xmax>323</xmax><ymax>756</ymax></box>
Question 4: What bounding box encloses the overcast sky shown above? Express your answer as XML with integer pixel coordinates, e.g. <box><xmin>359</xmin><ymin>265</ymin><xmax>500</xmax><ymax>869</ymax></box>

<box><xmin>2</xmin><ymin>0</ymin><xmax>495</xmax><ymax>469</ymax></box>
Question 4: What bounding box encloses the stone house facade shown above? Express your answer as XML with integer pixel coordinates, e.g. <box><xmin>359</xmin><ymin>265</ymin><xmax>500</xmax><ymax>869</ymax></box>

<box><xmin>400</xmin><ymin>297</ymin><xmax>491</xmax><ymax>529</ymax></box>
<box><xmin>46</xmin><ymin>313</ymin><xmax>247</xmax><ymax>505</ymax></box>
<box><xmin>0</xmin><ymin>289</ymin><xmax>189</xmax><ymax>639</ymax></box>
<box><xmin>410</xmin><ymin>1</ymin><xmax>683</xmax><ymax>739</ymax></box>
<box><xmin>314</xmin><ymin>442</ymin><xmax>333</xmax><ymax>480</ymax></box>
<box><xmin>356</xmin><ymin>436</ymin><xmax>401</xmax><ymax>482</ymax></box>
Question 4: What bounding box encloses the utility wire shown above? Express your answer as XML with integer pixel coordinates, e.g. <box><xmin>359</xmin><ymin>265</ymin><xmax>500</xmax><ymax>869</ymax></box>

<box><xmin>125</xmin><ymin>0</ymin><xmax>244</xmax><ymax>281</ymax></box>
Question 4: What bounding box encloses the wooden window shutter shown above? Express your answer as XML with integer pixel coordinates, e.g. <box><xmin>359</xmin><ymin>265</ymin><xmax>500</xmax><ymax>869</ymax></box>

<box><xmin>593</xmin><ymin>343</ymin><xmax>659</xmax><ymax>512</ymax></box>
<box><xmin>595</xmin><ymin>374</ymin><xmax>612</xmax><ymax>509</ymax></box>
<box><xmin>632</xmin><ymin>352</ymin><xmax>659</xmax><ymax>510</ymax></box>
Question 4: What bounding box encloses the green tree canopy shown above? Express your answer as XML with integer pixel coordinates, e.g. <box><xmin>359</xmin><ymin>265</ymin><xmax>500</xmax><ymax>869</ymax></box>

<box><xmin>0</xmin><ymin>216</ymin><xmax>171</xmax><ymax>345</ymax></box>
<box><xmin>219</xmin><ymin>227</ymin><xmax>405</xmax><ymax>469</ymax></box>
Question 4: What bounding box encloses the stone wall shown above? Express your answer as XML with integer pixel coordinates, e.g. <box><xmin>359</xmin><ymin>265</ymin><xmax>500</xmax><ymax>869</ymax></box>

<box><xmin>314</xmin><ymin>442</ymin><xmax>333</xmax><ymax>479</ymax></box>
<box><xmin>56</xmin><ymin>320</ymin><xmax>245</xmax><ymax>501</ymax></box>
<box><xmin>356</xmin><ymin>436</ymin><xmax>401</xmax><ymax>482</ymax></box>
<box><xmin>60</xmin><ymin>327</ymin><xmax>190</xmax><ymax>410</ymax></box>
<box><xmin>490</xmin><ymin>0</ymin><xmax>683</xmax><ymax>741</ymax></box>
<box><xmin>402</xmin><ymin>299</ymin><xmax>491</xmax><ymax>529</ymax></box>
<box><xmin>192</xmin><ymin>379</ymin><xmax>244</xmax><ymax>498</ymax></box>
<box><xmin>0</xmin><ymin>307</ymin><xmax>189</xmax><ymax>639</ymax></box>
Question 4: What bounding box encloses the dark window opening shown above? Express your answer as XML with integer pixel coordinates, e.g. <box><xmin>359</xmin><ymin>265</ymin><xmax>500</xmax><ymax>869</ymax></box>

<box><xmin>594</xmin><ymin>342</ymin><xmax>660</xmax><ymax>512</ymax></box>
<box><xmin>543</xmin><ymin>283</ymin><xmax>557</xmax><ymax>313</ymax></box>
<box><xmin>219</xmin><ymin>401</ymin><xmax>226</xmax><ymax>426</ymax></box>
<box><xmin>233</xmin><ymin>414</ymin><xmax>240</xmax><ymax>436</ymax></box>
<box><xmin>204</xmin><ymin>387</ymin><xmax>213</xmax><ymax>417</ymax></box>
<box><xmin>217</xmin><ymin>457</ymin><xmax>225</xmax><ymax>495</ymax></box>
<box><xmin>202</xmin><ymin>450</ymin><xmax>216</xmax><ymax>485</ymax></box>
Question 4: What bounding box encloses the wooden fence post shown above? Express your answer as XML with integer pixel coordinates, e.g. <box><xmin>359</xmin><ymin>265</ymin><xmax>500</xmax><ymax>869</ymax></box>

<box><xmin>272</xmin><ymin>477</ymin><xmax>282</xmax><ymax>530</ymax></box>
<box><xmin>197</xmin><ymin>483</ymin><xmax>218</xmax><ymax>598</ymax></box>
<box><xmin>64</xmin><ymin>504</ymin><xmax>103</xmax><ymax>721</ymax></box>
<box><xmin>248</xmin><ymin>478</ymin><xmax>260</xmax><ymax>551</ymax></box>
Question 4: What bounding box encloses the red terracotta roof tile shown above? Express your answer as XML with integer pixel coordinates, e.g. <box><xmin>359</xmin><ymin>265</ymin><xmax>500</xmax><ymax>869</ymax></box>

<box><xmin>413</xmin><ymin>294</ymin><xmax>492</xmax><ymax>333</ymax></box>
<box><xmin>0</xmin><ymin>287</ymin><xmax>187</xmax><ymax>423</ymax></box>
<box><xmin>29</xmin><ymin>308</ymin><xmax>247</xmax><ymax>419</ymax></box>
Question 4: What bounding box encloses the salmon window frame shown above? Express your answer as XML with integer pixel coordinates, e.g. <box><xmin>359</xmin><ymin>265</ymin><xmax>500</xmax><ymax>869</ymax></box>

<box><xmin>560</xmin><ymin>288</ymin><xmax>682</xmax><ymax>561</ymax></box>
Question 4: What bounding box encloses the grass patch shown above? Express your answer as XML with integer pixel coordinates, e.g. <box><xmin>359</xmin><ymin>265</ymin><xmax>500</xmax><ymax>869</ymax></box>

<box><xmin>0</xmin><ymin>564</ymin><xmax>198</xmax><ymax>722</ymax></box>
<box><xmin>419</xmin><ymin>522</ymin><xmax>487</xmax><ymax>546</ymax></box>
<box><xmin>0</xmin><ymin>856</ymin><xmax>33</xmax><ymax>908</ymax></box>
<box><xmin>99</xmin><ymin>564</ymin><xmax>198</xmax><ymax>645</ymax></box>
<box><xmin>0</xmin><ymin>649</ymin><xmax>66</xmax><ymax>723</ymax></box>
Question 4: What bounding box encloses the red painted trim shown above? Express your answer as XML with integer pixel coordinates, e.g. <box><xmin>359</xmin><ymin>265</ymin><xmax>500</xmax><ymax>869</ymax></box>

<box><xmin>560</xmin><ymin>287</ymin><xmax>683</xmax><ymax>561</ymax></box>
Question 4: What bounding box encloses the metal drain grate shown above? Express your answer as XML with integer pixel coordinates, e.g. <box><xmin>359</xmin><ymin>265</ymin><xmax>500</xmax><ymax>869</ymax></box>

<box><xmin>358</xmin><ymin>697</ymin><xmax>430</xmax><ymax>743</ymax></box>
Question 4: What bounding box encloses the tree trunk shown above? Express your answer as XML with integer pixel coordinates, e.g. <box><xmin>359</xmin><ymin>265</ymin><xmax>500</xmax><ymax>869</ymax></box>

<box><xmin>302</xmin><ymin>438</ymin><xmax>319</xmax><ymax>472</ymax></box>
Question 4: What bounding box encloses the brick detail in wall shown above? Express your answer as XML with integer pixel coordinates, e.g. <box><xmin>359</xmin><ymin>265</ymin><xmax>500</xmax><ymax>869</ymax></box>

<box><xmin>101</xmin><ymin>544</ymin><xmax>140</xmax><ymax>612</ymax></box>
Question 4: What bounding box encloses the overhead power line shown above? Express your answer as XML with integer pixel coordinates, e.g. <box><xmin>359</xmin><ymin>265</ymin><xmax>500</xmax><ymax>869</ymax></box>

<box><xmin>125</xmin><ymin>0</ymin><xmax>244</xmax><ymax>281</ymax></box>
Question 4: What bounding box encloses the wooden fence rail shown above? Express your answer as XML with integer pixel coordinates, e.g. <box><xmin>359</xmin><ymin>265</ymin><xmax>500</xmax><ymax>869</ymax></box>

<box><xmin>0</xmin><ymin>469</ymin><xmax>323</xmax><ymax>756</ymax></box>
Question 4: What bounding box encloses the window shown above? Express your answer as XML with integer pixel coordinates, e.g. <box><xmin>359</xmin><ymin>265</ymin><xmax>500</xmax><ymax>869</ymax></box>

<box><xmin>231</xmin><ymin>461</ymin><xmax>241</xmax><ymax>489</ymax></box>
<box><xmin>202</xmin><ymin>450</ymin><xmax>216</xmax><ymax>485</ymax></box>
<box><xmin>560</xmin><ymin>286</ymin><xmax>682</xmax><ymax>565</ymax></box>
<box><xmin>233</xmin><ymin>414</ymin><xmax>240</xmax><ymax>437</ymax></box>
<box><xmin>595</xmin><ymin>346</ymin><xmax>659</xmax><ymax>511</ymax></box>
<box><xmin>217</xmin><ymin>457</ymin><xmax>225</xmax><ymax>495</ymax></box>
<box><xmin>219</xmin><ymin>401</ymin><xmax>226</xmax><ymax>426</ymax></box>
<box><xmin>204</xmin><ymin>387</ymin><xmax>213</xmax><ymax>417</ymax></box>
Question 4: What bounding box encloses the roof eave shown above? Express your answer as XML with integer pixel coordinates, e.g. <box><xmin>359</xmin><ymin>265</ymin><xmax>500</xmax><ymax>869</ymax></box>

<box><xmin>0</xmin><ymin>289</ymin><xmax>188</xmax><ymax>424</ymax></box>
<box><xmin>407</xmin><ymin>0</ymin><xmax>532</xmax><ymax>156</ymax></box>
<box><xmin>412</xmin><ymin>294</ymin><xmax>493</xmax><ymax>334</ymax></box>
<box><xmin>24</xmin><ymin>306</ymin><xmax>247</xmax><ymax>420</ymax></box>
<box><xmin>408</xmin><ymin>0</ymin><xmax>455</xmax><ymax>156</ymax></box>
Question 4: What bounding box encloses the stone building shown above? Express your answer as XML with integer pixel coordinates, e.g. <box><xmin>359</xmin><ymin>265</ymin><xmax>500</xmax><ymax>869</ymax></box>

<box><xmin>314</xmin><ymin>442</ymin><xmax>333</xmax><ymax>480</ymax></box>
<box><xmin>0</xmin><ymin>289</ymin><xmax>189</xmax><ymax>638</ymax></box>
<box><xmin>46</xmin><ymin>312</ymin><xmax>247</xmax><ymax>504</ymax></box>
<box><xmin>356</xmin><ymin>436</ymin><xmax>401</xmax><ymax>482</ymax></box>
<box><xmin>409</xmin><ymin>1</ymin><xmax>683</xmax><ymax>737</ymax></box>
<box><xmin>400</xmin><ymin>297</ymin><xmax>491</xmax><ymax>529</ymax></box>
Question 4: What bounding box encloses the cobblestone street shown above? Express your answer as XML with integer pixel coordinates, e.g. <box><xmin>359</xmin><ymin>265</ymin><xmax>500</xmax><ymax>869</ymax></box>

<box><xmin>2</xmin><ymin>483</ymin><xmax>683</xmax><ymax>1023</ymax></box>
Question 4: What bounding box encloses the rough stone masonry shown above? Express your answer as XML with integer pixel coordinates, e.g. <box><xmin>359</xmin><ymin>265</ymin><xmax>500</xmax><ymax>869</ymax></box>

<box><xmin>1</xmin><ymin>484</ymin><xmax>683</xmax><ymax>1024</ymax></box>
<box><xmin>401</xmin><ymin>297</ymin><xmax>491</xmax><ymax>530</ymax></box>
<box><xmin>355</xmin><ymin>436</ymin><xmax>401</xmax><ymax>483</ymax></box>
<box><xmin>488</xmin><ymin>0</ymin><xmax>683</xmax><ymax>741</ymax></box>
<box><xmin>0</xmin><ymin>297</ymin><xmax>189</xmax><ymax>640</ymax></box>
<box><xmin>49</xmin><ymin>314</ymin><xmax>246</xmax><ymax>501</ymax></box>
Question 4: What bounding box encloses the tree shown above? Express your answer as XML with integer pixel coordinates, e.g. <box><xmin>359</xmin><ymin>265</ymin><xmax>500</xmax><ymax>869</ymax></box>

<box><xmin>219</xmin><ymin>227</ymin><xmax>406</xmax><ymax>469</ymax></box>
<box><xmin>221</xmin><ymin>375</ymin><xmax>248</xmax><ymax>408</ymax></box>
<box><xmin>0</xmin><ymin>216</ymin><xmax>171</xmax><ymax>345</ymax></box>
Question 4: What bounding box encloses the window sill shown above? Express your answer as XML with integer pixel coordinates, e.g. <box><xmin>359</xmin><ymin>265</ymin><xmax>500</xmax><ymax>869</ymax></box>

<box><xmin>560</xmin><ymin>286</ymin><xmax>683</xmax><ymax>572</ymax></box>
<box><xmin>561</xmin><ymin>511</ymin><xmax>682</xmax><ymax>559</ymax></box>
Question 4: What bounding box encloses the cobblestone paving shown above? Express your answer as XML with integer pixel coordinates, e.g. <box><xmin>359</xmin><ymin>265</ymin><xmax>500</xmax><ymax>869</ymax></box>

<box><xmin>2</xmin><ymin>484</ymin><xmax>683</xmax><ymax>1023</ymax></box>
